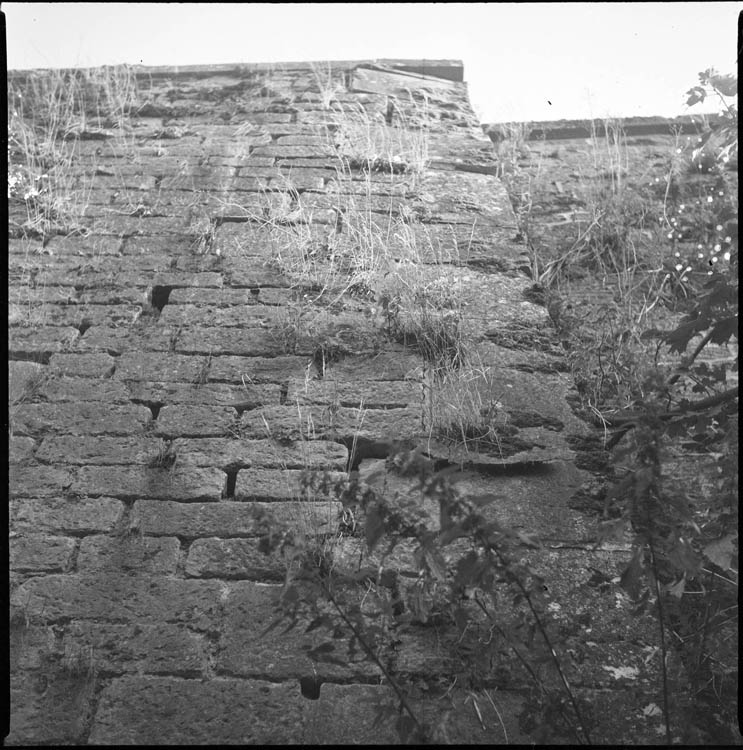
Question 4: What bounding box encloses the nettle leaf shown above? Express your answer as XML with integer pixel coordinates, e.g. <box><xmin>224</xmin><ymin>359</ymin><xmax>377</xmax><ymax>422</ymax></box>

<box><xmin>663</xmin><ymin>317</ymin><xmax>709</xmax><ymax>353</ymax></box>
<box><xmin>666</xmin><ymin>577</ymin><xmax>686</xmax><ymax>599</ymax></box>
<box><xmin>703</xmin><ymin>533</ymin><xmax>738</xmax><ymax>571</ymax></box>
<box><xmin>668</xmin><ymin>537</ymin><xmax>701</xmax><ymax>576</ymax></box>
<box><xmin>710</xmin><ymin>316</ymin><xmax>738</xmax><ymax>345</ymax></box>
<box><xmin>686</xmin><ymin>86</ymin><xmax>707</xmax><ymax>107</ymax></box>
<box><xmin>424</xmin><ymin>549</ymin><xmax>448</xmax><ymax>580</ymax></box>
<box><xmin>710</xmin><ymin>73</ymin><xmax>737</xmax><ymax>97</ymax></box>
<box><xmin>364</xmin><ymin>506</ymin><xmax>386</xmax><ymax>550</ymax></box>
<box><xmin>620</xmin><ymin>548</ymin><xmax>646</xmax><ymax>599</ymax></box>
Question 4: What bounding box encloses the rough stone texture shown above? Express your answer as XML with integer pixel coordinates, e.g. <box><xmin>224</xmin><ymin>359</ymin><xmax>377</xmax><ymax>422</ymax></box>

<box><xmin>88</xmin><ymin>677</ymin><xmax>306</xmax><ymax>744</ymax></box>
<box><xmin>7</xmin><ymin>58</ymin><xmax>677</xmax><ymax>745</ymax></box>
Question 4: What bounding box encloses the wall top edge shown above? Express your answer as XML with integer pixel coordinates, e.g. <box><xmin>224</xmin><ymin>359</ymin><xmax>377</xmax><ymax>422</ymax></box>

<box><xmin>7</xmin><ymin>59</ymin><xmax>465</xmax><ymax>82</ymax></box>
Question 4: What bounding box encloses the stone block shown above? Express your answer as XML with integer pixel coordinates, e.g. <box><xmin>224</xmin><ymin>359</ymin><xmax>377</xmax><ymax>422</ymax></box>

<box><xmin>185</xmin><ymin>537</ymin><xmax>284</xmax><ymax>580</ymax></box>
<box><xmin>7</xmin><ymin>668</ymin><xmax>95</xmax><ymax>745</ymax></box>
<box><xmin>154</xmin><ymin>404</ymin><xmax>237</xmax><ymax>438</ymax></box>
<box><xmin>159</xmin><ymin>303</ymin><xmax>284</xmax><ymax>327</ymax></box>
<box><xmin>217</xmin><ymin>581</ymin><xmax>381</xmax><ymax>681</ymax></box>
<box><xmin>11</xmin><ymin>575</ymin><xmax>223</xmax><ymax>630</ymax></box>
<box><xmin>9</xmin><ymin>436</ymin><xmax>36</xmax><ymax>464</ymax></box>
<box><xmin>168</xmin><ymin>287</ymin><xmax>293</xmax><ymax>306</ymax></box>
<box><xmin>48</xmin><ymin>352</ymin><xmax>116</xmax><ymax>378</ymax></box>
<box><xmin>9</xmin><ymin>361</ymin><xmax>46</xmax><ymax>405</ymax></box>
<box><xmin>75</xmin><ymin>325</ymin><xmax>172</xmax><ymax>354</ymax></box>
<box><xmin>234</xmin><ymin>467</ymin><xmax>347</xmax><ymax>501</ymax></box>
<box><xmin>38</xmin><ymin>376</ymin><xmax>130</xmax><ymax>404</ymax></box>
<box><xmin>11</xmin><ymin>402</ymin><xmax>152</xmax><ymax>437</ymax></box>
<box><xmin>10</xmin><ymin>497</ymin><xmax>124</xmax><ymax>535</ymax></box>
<box><xmin>127</xmin><ymin>381</ymin><xmax>278</xmax><ymax>408</ymax></box>
<box><xmin>286</xmin><ymin>377</ymin><xmax>420</xmax><ymax>408</ymax></box>
<box><xmin>131</xmin><ymin>499</ymin><xmax>341</xmax><ymax>539</ymax></box>
<box><xmin>77</xmin><ymin>535</ymin><xmax>180</xmax><ymax>575</ymax></box>
<box><xmin>10</xmin><ymin>534</ymin><xmax>76</xmax><ymax>573</ymax></box>
<box><xmin>8</xmin><ymin>326</ymin><xmax>79</xmax><ymax>360</ymax></box>
<box><xmin>12</xmin><ymin>621</ymin><xmax>204</xmax><ymax>677</ymax></box>
<box><xmin>207</xmin><ymin>354</ymin><xmax>310</xmax><ymax>383</ymax></box>
<box><xmin>113</xmin><ymin>352</ymin><xmax>208</xmax><ymax>382</ymax></box>
<box><xmin>72</xmin><ymin>465</ymin><xmax>226</xmax><ymax>501</ymax></box>
<box><xmin>173</xmin><ymin>437</ymin><xmax>348</xmax><ymax>470</ymax></box>
<box><xmin>89</xmin><ymin>677</ymin><xmax>306</xmax><ymax>744</ymax></box>
<box><xmin>175</xmin><ymin>327</ymin><xmax>285</xmax><ymax>356</ymax></box>
<box><xmin>9</xmin><ymin>466</ymin><xmax>74</xmax><ymax>498</ymax></box>
<box><xmin>36</xmin><ymin>436</ymin><xmax>166</xmax><ymax>466</ymax></box>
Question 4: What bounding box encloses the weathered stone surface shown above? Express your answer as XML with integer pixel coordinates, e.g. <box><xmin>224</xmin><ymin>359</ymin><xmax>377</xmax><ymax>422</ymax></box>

<box><xmin>10</xmin><ymin>497</ymin><xmax>124</xmax><ymax>535</ymax></box>
<box><xmin>127</xmin><ymin>380</ymin><xmax>278</xmax><ymax>408</ymax></box>
<box><xmin>77</xmin><ymin>535</ymin><xmax>181</xmax><ymax>575</ymax></box>
<box><xmin>241</xmin><ymin>404</ymin><xmax>422</xmax><ymax>441</ymax></box>
<box><xmin>10</xmin><ymin>534</ymin><xmax>76</xmax><ymax>573</ymax></box>
<box><xmin>36</xmin><ymin>436</ymin><xmax>165</xmax><ymax>465</ymax></box>
<box><xmin>89</xmin><ymin>677</ymin><xmax>306</xmax><ymax>744</ymax></box>
<box><xmin>38</xmin><ymin>376</ymin><xmax>130</xmax><ymax>403</ymax></box>
<box><xmin>207</xmin><ymin>354</ymin><xmax>311</xmax><ymax>383</ymax></box>
<box><xmin>9</xmin><ymin>436</ymin><xmax>36</xmax><ymax>463</ymax></box>
<box><xmin>131</xmin><ymin>499</ymin><xmax>341</xmax><ymax>538</ymax></box>
<box><xmin>154</xmin><ymin>404</ymin><xmax>237</xmax><ymax>438</ymax></box>
<box><xmin>75</xmin><ymin>324</ymin><xmax>172</xmax><ymax>354</ymax></box>
<box><xmin>185</xmin><ymin>537</ymin><xmax>285</xmax><ymax>580</ymax></box>
<box><xmin>9</xmin><ymin>466</ymin><xmax>74</xmax><ymax>497</ymax></box>
<box><xmin>72</xmin><ymin>465</ymin><xmax>226</xmax><ymax>501</ymax></box>
<box><xmin>173</xmin><ymin>437</ymin><xmax>348</xmax><ymax>470</ymax></box>
<box><xmin>114</xmin><ymin>351</ymin><xmax>210</xmax><ymax>381</ymax></box>
<box><xmin>175</xmin><ymin>326</ymin><xmax>286</xmax><ymax>356</ymax></box>
<box><xmin>159</xmin><ymin>303</ymin><xmax>285</xmax><ymax>327</ymax></box>
<box><xmin>217</xmin><ymin>581</ymin><xmax>381</xmax><ymax>681</ymax></box>
<box><xmin>48</xmin><ymin>352</ymin><xmax>116</xmax><ymax>377</ymax></box>
<box><xmin>234</xmin><ymin>468</ymin><xmax>347</xmax><ymax>500</ymax></box>
<box><xmin>286</xmin><ymin>377</ymin><xmax>421</xmax><ymax>408</ymax></box>
<box><xmin>7</xmin><ymin>669</ymin><xmax>95</xmax><ymax>745</ymax></box>
<box><xmin>168</xmin><ymin>286</ymin><xmax>293</xmax><ymax>306</ymax></box>
<box><xmin>15</xmin><ymin>303</ymin><xmax>143</xmax><ymax>328</ymax></box>
<box><xmin>12</xmin><ymin>621</ymin><xmax>205</xmax><ymax>676</ymax></box>
<box><xmin>8</xmin><ymin>326</ymin><xmax>79</xmax><ymax>360</ymax></box>
<box><xmin>9</xmin><ymin>360</ymin><xmax>46</xmax><ymax>404</ymax></box>
<box><xmin>11</xmin><ymin>575</ymin><xmax>224</xmax><ymax>630</ymax></box>
<box><xmin>11</xmin><ymin>402</ymin><xmax>152</xmax><ymax>436</ymax></box>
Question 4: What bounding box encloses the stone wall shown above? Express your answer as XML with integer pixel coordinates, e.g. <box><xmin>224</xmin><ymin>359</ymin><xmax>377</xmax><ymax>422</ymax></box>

<box><xmin>9</xmin><ymin>59</ymin><xmax>662</xmax><ymax>743</ymax></box>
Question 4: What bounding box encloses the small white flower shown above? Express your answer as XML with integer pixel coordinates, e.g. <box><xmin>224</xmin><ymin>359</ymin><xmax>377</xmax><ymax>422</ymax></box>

<box><xmin>667</xmin><ymin>232</ymin><xmax>674</xmax><ymax>239</ymax></box>
<box><xmin>716</xmin><ymin>225</ymin><xmax>723</xmax><ymax>231</ymax></box>
<box><xmin>698</xmin><ymin>252</ymin><xmax>705</xmax><ymax>259</ymax></box>
<box><xmin>674</xmin><ymin>251</ymin><xmax>680</xmax><ymax>257</ymax></box>
<box><xmin>714</xmin><ymin>244</ymin><xmax>721</xmax><ymax>252</ymax></box>
<box><xmin>685</xmin><ymin>266</ymin><xmax>692</xmax><ymax>273</ymax></box>
<box><xmin>675</xmin><ymin>263</ymin><xmax>683</xmax><ymax>271</ymax></box>
<box><xmin>723</xmin><ymin>251</ymin><xmax>731</xmax><ymax>261</ymax></box>
<box><xmin>697</xmin><ymin>244</ymin><xmax>704</xmax><ymax>249</ymax></box>
<box><xmin>679</xmin><ymin>204</ymin><xmax>685</xmax><ymax>211</ymax></box>
<box><xmin>707</xmin><ymin>196</ymin><xmax>714</xmax><ymax>203</ymax></box>
<box><xmin>711</xmin><ymin>256</ymin><xmax>719</xmax><ymax>264</ymax></box>
<box><xmin>718</xmin><ymin>191</ymin><xmax>724</xmax><ymax>196</ymax></box>
<box><xmin>724</xmin><ymin>236</ymin><xmax>732</xmax><ymax>243</ymax></box>
<box><xmin>676</xmin><ymin>148</ymin><xmax>682</xmax><ymax>154</ymax></box>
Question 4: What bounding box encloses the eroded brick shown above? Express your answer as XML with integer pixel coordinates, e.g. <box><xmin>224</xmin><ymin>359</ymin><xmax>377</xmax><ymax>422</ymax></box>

<box><xmin>10</xmin><ymin>497</ymin><xmax>124</xmax><ymax>535</ymax></box>
<box><xmin>77</xmin><ymin>535</ymin><xmax>180</xmax><ymax>575</ymax></box>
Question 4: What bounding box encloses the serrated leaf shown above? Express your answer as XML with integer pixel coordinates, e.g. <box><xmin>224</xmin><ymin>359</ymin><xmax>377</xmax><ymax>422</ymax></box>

<box><xmin>666</xmin><ymin>577</ymin><xmax>686</xmax><ymax>599</ymax></box>
<box><xmin>703</xmin><ymin>533</ymin><xmax>738</xmax><ymax>571</ymax></box>
<box><xmin>710</xmin><ymin>73</ymin><xmax>737</xmax><ymax>97</ymax></box>
<box><xmin>620</xmin><ymin>548</ymin><xmax>645</xmax><ymax>599</ymax></box>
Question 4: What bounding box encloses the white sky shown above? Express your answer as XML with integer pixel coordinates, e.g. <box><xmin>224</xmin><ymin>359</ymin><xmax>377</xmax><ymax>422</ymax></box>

<box><xmin>4</xmin><ymin>2</ymin><xmax>740</xmax><ymax>123</ymax></box>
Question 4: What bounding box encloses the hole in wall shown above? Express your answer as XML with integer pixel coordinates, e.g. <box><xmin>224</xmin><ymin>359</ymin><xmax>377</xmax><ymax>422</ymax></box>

<box><xmin>224</xmin><ymin>469</ymin><xmax>239</xmax><ymax>498</ymax></box>
<box><xmin>336</xmin><ymin>436</ymin><xmax>393</xmax><ymax>472</ymax></box>
<box><xmin>77</xmin><ymin>319</ymin><xmax>93</xmax><ymax>336</ymax></box>
<box><xmin>299</xmin><ymin>675</ymin><xmax>323</xmax><ymax>700</ymax></box>
<box><xmin>150</xmin><ymin>286</ymin><xmax>174</xmax><ymax>312</ymax></box>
